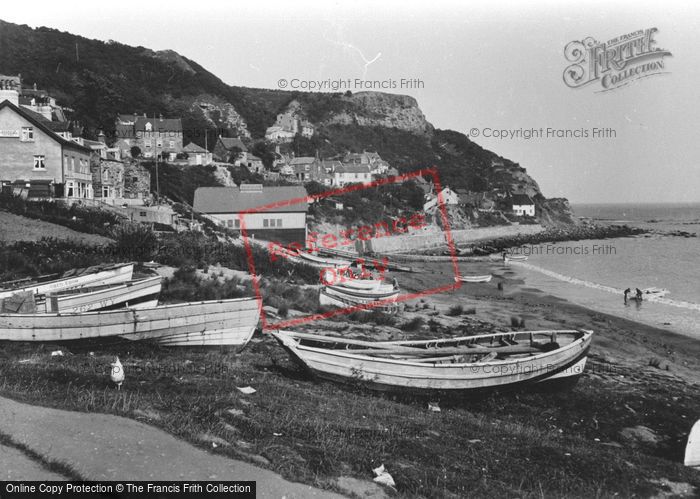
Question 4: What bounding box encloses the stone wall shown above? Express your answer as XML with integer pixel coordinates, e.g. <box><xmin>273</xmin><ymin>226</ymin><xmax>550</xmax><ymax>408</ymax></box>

<box><xmin>123</xmin><ymin>162</ymin><xmax>151</xmax><ymax>199</ymax></box>
<box><xmin>364</xmin><ymin>224</ymin><xmax>544</xmax><ymax>254</ymax></box>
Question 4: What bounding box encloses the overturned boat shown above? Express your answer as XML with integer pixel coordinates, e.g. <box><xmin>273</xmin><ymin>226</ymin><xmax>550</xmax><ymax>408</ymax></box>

<box><xmin>455</xmin><ymin>274</ymin><xmax>492</xmax><ymax>283</ymax></box>
<box><xmin>271</xmin><ymin>329</ymin><xmax>593</xmax><ymax>393</ymax></box>
<box><xmin>0</xmin><ymin>297</ymin><xmax>261</xmax><ymax>347</ymax></box>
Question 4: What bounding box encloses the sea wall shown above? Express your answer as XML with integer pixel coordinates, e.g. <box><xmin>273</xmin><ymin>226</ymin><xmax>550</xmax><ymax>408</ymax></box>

<box><xmin>364</xmin><ymin>224</ymin><xmax>544</xmax><ymax>254</ymax></box>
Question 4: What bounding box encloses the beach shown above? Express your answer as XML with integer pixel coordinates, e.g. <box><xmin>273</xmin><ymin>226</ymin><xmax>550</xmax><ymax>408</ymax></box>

<box><xmin>1</xmin><ymin>253</ymin><xmax>699</xmax><ymax>497</ymax></box>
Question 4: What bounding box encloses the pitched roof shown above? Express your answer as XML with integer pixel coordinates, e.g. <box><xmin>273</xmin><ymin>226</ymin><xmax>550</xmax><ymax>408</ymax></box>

<box><xmin>218</xmin><ymin>137</ymin><xmax>247</xmax><ymax>152</ymax></box>
<box><xmin>511</xmin><ymin>194</ymin><xmax>534</xmax><ymax>205</ymax></box>
<box><xmin>289</xmin><ymin>157</ymin><xmax>316</xmax><ymax>165</ymax></box>
<box><xmin>183</xmin><ymin>142</ymin><xmax>208</xmax><ymax>153</ymax></box>
<box><xmin>117</xmin><ymin>114</ymin><xmax>182</xmax><ymax>132</ymax></box>
<box><xmin>193</xmin><ymin>186</ymin><xmax>309</xmax><ymax>214</ymax></box>
<box><xmin>337</xmin><ymin>164</ymin><xmax>371</xmax><ymax>174</ymax></box>
<box><xmin>0</xmin><ymin>100</ymin><xmax>91</xmax><ymax>153</ymax></box>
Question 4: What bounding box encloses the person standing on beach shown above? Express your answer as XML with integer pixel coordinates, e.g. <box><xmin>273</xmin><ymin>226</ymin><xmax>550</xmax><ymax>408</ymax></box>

<box><xmin>636</xmin><ymin>288</ymin><xmax>643</xmax><ymax>301</ymax></box>
<box><xmin>624</xmin><ymin>288</ymin><xmax>631</xmax><ymax>303</ymax></box>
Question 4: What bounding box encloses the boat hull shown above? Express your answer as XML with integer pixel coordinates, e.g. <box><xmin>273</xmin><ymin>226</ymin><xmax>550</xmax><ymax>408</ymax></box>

<box><xmin>42</xmin><ymin>277</ymin><xmax>163</xmax><ymax>313</ymax></box>
<box><xmin>0</xmin><ymin>297</ymin><xmax>261</xmax><ymax>347</ymax></box>
<box><xmin>0</xmin><ymin>264</ymin><xmax>135</xmax><ymax>300</ymax></box>
<box><xmin>455</xmin><ymin>275</ymin><xmax>492</xmax><ymax>283</ymax></box>
<box><xmin>272</xmin><ymin>330</ymin><xmax>593</xmax><ymax>393</ymax></box>
<box><xmin>319</xmin><ymin>289</ymin><xmax>399</xmax><ymax>313</ymax></box>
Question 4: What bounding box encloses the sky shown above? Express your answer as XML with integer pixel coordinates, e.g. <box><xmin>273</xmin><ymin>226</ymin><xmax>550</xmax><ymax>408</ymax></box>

<box><xmin>2</xmin><ymin>0</ymin><xmax>699</xmax><ymax>203</ymax></box>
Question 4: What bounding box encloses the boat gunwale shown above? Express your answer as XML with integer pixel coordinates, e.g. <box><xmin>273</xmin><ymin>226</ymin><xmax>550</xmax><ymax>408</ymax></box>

<box><xmin>272</xmin><ymin>329</ymin><xmax>592</xmax><ymax>368</ymax></box>
<box><xmin>0</xmin><ymin>295</ymin><xmax>260</xmax><ymax>318</ymax></box>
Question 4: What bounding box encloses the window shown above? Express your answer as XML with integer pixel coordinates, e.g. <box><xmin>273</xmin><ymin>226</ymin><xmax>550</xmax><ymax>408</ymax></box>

<box><xmin>156</xmin><ymin>139</ymin><xmax>163</xmax><ymax>148</ymax></box>
<box><xmin>71</xmin><ymin>157</ymin><xmax>75</xmax><ymax>171</ymax></box>
<box><xmin>139</xmin><ymin>211</ymin><xmax>147</xmax><ymax>217</ymax></box>
<box><xmin>145</xmin><ymin>140</ymin><xmax>152</xmax><ymax>148</ymax></box>
<box><xmin>269</xmin><ymin>219</ymin><xmax>276</xmax><ymax>227</ymax></box>
<box><xmin>234</xmin><ymin>219</ymin><xmax>240</xmax><ymax>229</ymax></box>
<box><xmin>21</xmin><ymin>127</ymin><xmax>34</xmax><ymax>142</ymax></box>
<box><xmin>66</xmin><ymin>181</ymin><xmax>74</xmax><ymax>197</ymax></box>
<box><xmin>263</xmin><ymin>219</ymin><xmax>269</xmax><ymax>228</ymax></box>
<box><xmin>102</xmin><ymin>186</ymin><xmax>110</xmax><ymax>198</ymax></box>
<box><xmin>33</xmin><ymin>155</ymin><xmax>45</xmax><ymax>169</ymax></box>
<box><xmin>103</xmin><ymin>169</ymin><xmax>110</xmax><ymax>181</ymax></box>
<box><xmin>227</xmin><ymin>219</ymin><xmax>233</xmax><ymax>228</ymax></box>
<box><xmin>169</xmin><ymin>141</ymin><xmax>175</xmax><ymax>149</ymax></box>
<box><xmin>277</xmin><ymin>219</ymin><xmax>283</xmax><ymax>227</ymax></box>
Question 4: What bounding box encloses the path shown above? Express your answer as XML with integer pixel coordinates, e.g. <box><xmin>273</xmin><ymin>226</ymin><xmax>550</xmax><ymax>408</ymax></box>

<box><xmin>0</xmin><ymin>396</ymin><xmax>345</xmax><ymax>498</ymax></box>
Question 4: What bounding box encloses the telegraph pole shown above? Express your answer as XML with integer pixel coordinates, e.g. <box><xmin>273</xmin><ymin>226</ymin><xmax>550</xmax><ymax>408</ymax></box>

<box><xmin>154</xmin><ymin>113</ymin><xmax>160</xmax><ymax>201</ymax></box>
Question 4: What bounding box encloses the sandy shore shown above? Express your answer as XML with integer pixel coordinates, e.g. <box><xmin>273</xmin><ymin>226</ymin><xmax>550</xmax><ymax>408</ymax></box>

<box><xmin>391</xmin><ymin>259</ymin><xmax>700</xmax><ymax>385</ymax></box>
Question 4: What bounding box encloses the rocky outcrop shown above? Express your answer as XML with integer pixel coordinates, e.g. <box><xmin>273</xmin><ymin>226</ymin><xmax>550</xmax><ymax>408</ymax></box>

<box><xmin>324</xmin><ymin>92</ymin><xmax>433</xmax><ymax>136</ymax></box>
<box><xmin>190</xmin><ymin>96</ymin><xmax>250</xmax><ymax>138</ymax></box>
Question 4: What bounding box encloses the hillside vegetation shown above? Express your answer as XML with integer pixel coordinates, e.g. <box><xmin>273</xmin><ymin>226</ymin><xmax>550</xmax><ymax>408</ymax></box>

<box><xmin>0</xmin><ymin>19</ymin><xmax>575</xmax><ymax>225</ymax></box>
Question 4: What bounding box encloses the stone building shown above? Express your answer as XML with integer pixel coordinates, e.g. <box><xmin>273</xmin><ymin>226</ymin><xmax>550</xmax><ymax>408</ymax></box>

<box><xmin>115</xmin><ymin>113</ymin><xmax>183</xmax><ymax>160</ymax></box>
<box><xmin>123</xmin><ymin>161</ymin><xmax>151</xmax><ymax>200</ymax></box>
<box><xmin>0</xmin><ymin>99</ymin><xmax>92</xmax><ymax>199</ymax></box>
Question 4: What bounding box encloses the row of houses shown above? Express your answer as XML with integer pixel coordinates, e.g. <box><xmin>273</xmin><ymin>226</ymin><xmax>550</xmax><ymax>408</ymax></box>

<box><xmin>422</xmin><ymin>184</ymin><xmax>535</xmax><ymax>217</ymax></box>
<box><xmin>0</xmin><ymin>77</ymin><xmax>150</xmax><ymax>203</ymax></box>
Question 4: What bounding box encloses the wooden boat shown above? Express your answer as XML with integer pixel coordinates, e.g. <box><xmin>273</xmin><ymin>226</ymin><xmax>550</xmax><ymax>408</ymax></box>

<box><xmin>271</xmin><ymin>329</ymin><xmax>593</xmax><ymax>393</ymax></box>
<box><xmin>685</xmin><ymin>419</ymin><xmax>700</xmax><ymax>469</ymax></box>
<box><xmin>40</xmin><ymin>276</ymin><xmax>163</xmax><ymax>313</ymax></box>
<box><xmin>643</xmin><ymin>287</ymin><xmax>670</xmax><ymax>297</ymax></box>
<box><xmin>317</xmin><ymin>247</ymin><xmax>360</xmax><ymax>260</ymax></box>
<box><xmin>0</xmin><ymin>297</ymin><xmax>261</xmax><ymax>347</ymax></box>
<box><xmin>505</xmin><ymin>255</ymin><xmax>528</xmax><ymax>262</ymax></box>
<box><xmin>319</xmin><ymin>289</ymin><xmax>399</xmax><ymax>313</ymax></box>
<box><xmin>455</xmin><ymin>274</ymin><xmax>492</xmax><ymax>283</ymax></box>
<box><xmin>326</xmin><ymin>283</ymin><xmax>397</xmax><ymax>298</ymax></box>
<box><xmin>334</xmin><ymin>278</ymin><xmax>391</xmax><ymax>291</ymax></box>
<box><xmin>297</xmin><ymin>251</ymin><xmax>354</xmax><ymax>268</ymax></box>
<box><xmin>0</xmin><ymin>263</ymin><xmax>135</xmax><ymax>300</ymax></box>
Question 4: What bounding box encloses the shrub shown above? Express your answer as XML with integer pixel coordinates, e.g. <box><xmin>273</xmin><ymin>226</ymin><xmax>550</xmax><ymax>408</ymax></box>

<box><xmin>447</xmin><ymin>305</ymin><xmax>464</xmax><ymax>316</ymax></box>
<box><xmin>510</xmin><ymin>316</ymin><xmax>525</xmax><ymax>328</ymax></box>
<box><xmin>400</xmin><ymin>317</ymin><xmax>424</xmax><ymax>331</ymax></box>
<box><xmin>112</xmin><ymin>222</ymin><xmax>159</xmax><ymax>262</ymax></box>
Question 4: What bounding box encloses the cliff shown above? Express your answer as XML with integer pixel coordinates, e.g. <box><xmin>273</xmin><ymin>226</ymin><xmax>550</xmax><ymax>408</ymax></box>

<box><xmin>0</xmin><ymin>19</ymin><xmax>574</xmax><ymax>225</ymax></box>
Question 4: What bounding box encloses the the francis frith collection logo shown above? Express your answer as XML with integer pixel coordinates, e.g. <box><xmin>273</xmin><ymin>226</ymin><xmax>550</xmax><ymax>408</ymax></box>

<box><xmin>563</xmin><ymin>28</ymin><xmax>672</xmax><ymax>92</ymax></box>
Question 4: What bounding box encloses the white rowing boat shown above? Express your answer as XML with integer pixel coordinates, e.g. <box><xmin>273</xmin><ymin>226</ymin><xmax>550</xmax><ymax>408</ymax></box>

<box><xmin>0</xmin><ymin>263</ymin><xmax>135</xmax><ymax>300</ymax></box>
<box><xmin>0</xmin><ymin>297</ymin><xmax>261</xmax><ymax>347</ymax></box>
<box><xmin>332</xmin><ymin>278</ymin><xmax>387</xmax><ymax>291</ymax></box>
<box><xmin>455</xmin><ymin>275</ymin><xmax>492</xmax><ymax>283</ymax></box>
<box><xmin>271</xmin><ymin>329</ymin><xmax>593</xmax><ymax>393</ymax></box>
<box><xmin>505</xmin><ymin>255</ymin><xmax>528</xmax><ymax>262</ymax></box>
<box><xmin>41</xmin><ymin>276</ymin><xmax>163</xmax><ymax>313</ymax></box>
<box><xmin>643</xmin><ymin>287</ymin><xmax>670</xmax><ymax>297</ymax></box>
<box><xmin>319</xmin><ymin>289</ymin><xmax>399</xmax><ymax>313</ymax></box>
<box><xmin>297</xmin><ymin>252</ymin><xmax>354</xmax><ymax>268</ymax></box>
<box><xmin>326</xmin><ymin>283</ymin><xmax>397</xmax><ymax>298</ymax></box>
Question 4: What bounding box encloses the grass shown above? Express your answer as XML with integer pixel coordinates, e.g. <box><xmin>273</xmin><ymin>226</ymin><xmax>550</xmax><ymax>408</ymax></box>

<box><xmin>0</xmin><ymin>430</ymin><xmax>85</xmax><ymax>480</ymax></box>
<box><xmin>0</xmin><ymin>193</ymin><xmax>124</xmax><ymax>237</ymax></box>
<box><xmin>0</xmin><ymin>341</ymin><xmax>698</xmax><ymax>497</ymax></box>
<box><xmin>400</xmin><ymin>317</ymin><xmax>424</xmax><ymax>332</ymax></box>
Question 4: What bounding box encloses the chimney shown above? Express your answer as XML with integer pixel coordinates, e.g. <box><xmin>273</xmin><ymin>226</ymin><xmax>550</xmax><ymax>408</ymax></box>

<box><xmin>98</xmin><ymin>130</ymin><xmax>106</xmax><ymax>144</ymax></box>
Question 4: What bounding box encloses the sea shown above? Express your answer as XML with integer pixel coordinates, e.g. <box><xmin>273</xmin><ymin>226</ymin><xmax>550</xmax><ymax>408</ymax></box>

<box><xmin>508</xmin><ymin>203</ymin><xmax>700</xmax><ymax>338</ymax></box>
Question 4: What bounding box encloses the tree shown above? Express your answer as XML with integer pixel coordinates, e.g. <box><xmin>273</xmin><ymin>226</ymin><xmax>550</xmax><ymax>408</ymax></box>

<box><xmin>130</xmin><ymin>146</ymin><xmax>142</xmax><ymax>158</ymax></box>
<box><xmin>252</xmin><ymin>141</ymin><xmax>276</xmax><ymax>170</ymax></box>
